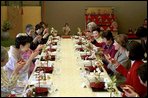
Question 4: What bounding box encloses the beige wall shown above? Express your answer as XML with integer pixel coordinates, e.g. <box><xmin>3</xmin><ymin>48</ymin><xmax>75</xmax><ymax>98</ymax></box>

<box><xmin>1</xmin><ymin>6</ymin><xmax>41</xmax><ymax>36</ymax></box>
<box><xmin>22</xmin><ymin>6</ymin><xmax>41</xmax><ymax>32</ymax></box>
<box><xmin>7</xmin><ymin>6</ymin><xmax>23</xmax><ymax>38</ymax></box>
<box><xmin>45</xmin><ymin>1</ymin><xmax>147</xmax><ymax>35</ymax></box>
<box><xmin>1</xmin><ymin>6</ymin><xmax>7</xmax><ymax>26</ymax></box>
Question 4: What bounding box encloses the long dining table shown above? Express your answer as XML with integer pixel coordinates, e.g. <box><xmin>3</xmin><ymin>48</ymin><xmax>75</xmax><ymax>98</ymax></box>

<box><xmin>21</xmin><ymin>37</ymin><xmax>121</xmax><ymax>97</ymax></box>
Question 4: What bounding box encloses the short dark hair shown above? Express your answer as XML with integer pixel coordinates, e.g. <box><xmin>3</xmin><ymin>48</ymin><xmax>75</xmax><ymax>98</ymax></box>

<box><xmin>40</xmin><ymin>21</ymin><xmax>45</xmax><ymax>25</ymax></box>
<box><xmin>92</xmin><ymin>27</ymin><xmax>100</xmax><ymax>33</ymax></box>
<box><xmin>35</xmin><ymin>24</ymin><xmax>43</xmax><ymax>31</ymax></box>
<box><xmin>136</xmin><ymin>26</ymin><xmax>147</xmax><ymax>38</ymax></box>
<box><xmin>102</xmin><ymin>30</ymin><xmax>114</xmax><ymax>41</ymax></box>
<box><xmin>26</xmin><ymin>24</ymin><xmax>33</xmax><ymax>33</ymax></box>
<box><xmin>126</xmin><ymin>41</ymin><xmax>144</xmax><ymax>60</ymax></box>
<box><xmin>39</xmin><ymin>21</ymin><xmax>48</xmax><ymax>28</ymax></box>
<box><xmin>137</xmin><ymin>63</ymin><xmax>147</xmax><ymax>83</ymax></box>
<box><xmin>15</xmin><ymin>35</ymin><xmax>31</xmax><ymax>49</ymax></box>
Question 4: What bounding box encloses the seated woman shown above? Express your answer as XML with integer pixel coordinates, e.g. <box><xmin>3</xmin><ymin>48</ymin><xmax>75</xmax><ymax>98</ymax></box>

<box><xmin>25</xmin><ymin>24</ymin><xmax>44</xmax><ymax>76</ymax></box>
<box><xmin>101</xmin><ymin>31</ymin><xmax>117</xmax><ymax>58</ymax></box>
<box><xmin>1</xmin><ymin>46</ymin><xmax>25</xmax><ymax>97</ymax></box>
<box><xmin>34</xmin><ymin>23</ymin><xmax>45</xmax><ymax>44</ymax></box>
<box><xmin>77</xmin><ymin>27</ymin><xmax>83</xmax><ymax>36</ymax></box>
<box><xmin>84</xmin><ymin>30</ymin><xmax>92</xmax><ymax>41</ymax></box>
<box><xmin>106</xmin><ymin>34</ymin><xmax>131</xmax><ymax>86</ymax></box>
<box><xmin>92</xmin><ymin>31</ymin><xmax>117</xmax><ymax>59</ymax></box>
<box><xmin>40</xmin><ymin>21</ymin><xmax>49</xmax><ymax>35</ymax></box>
<box><xmin>62</xmin><ymin>23</ymin><xmax>71</xmax><ymax>35</ymax></box>
<box><xmin>84</xmin><ymin>22</ymin><xmax>97</xmax><ymax>41</ymax></box>
<box><xmin>26</xmin><ymin>24</ymin><xmax>42</xmax><ymax>51</ymax></box>
<box><xmin>52</xmin><ymin>30</ymin><xmax>60</xmax><ymax>39</ymax></box>
<box><xmin>4</xmin><ymin>35</ymin><xmax>40</xmax><ymax>82</ymax></box>
<box><xmin>122</xmin><ymin>63</ymin><xmax>147</xmax><ymax>97</ymax></box>
<box><xmin>143</xmin><ymin>18</ymin><xmax>147</xmax><ymax>29</ymax></box>
<box><xmin>105</xmin><ymin>41</ymin><xmax>147</xmax><ymax>97</ymax></box>
<box><xmin>92</xmin><ymin>27</ymin><xmax>103</xmax><ymax>43</ymax></box>
<box><xmin>87</xmin><ymin>21</ymin><xmax>97</xmax><ymax>33</ymax></box>
<box><xmin>39</xmin><ymin>21</ymin><xmax>50</xmax><ymax>41</ymax></box>
<box><xmin>136</xmin><ymin>26</ymin><xmax>147</xmax><ymax>60</ymax></box>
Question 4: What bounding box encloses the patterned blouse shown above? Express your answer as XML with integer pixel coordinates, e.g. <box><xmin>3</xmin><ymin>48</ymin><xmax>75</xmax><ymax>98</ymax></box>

<box><xmin>1</xmin><ymin>67</ymin><xmax>19</xmax><ymax>92</ymax></box>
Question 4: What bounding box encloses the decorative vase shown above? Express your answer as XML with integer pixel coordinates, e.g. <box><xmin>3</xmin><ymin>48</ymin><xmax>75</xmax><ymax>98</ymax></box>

<box><xmin>1</xmin><ymin>31</ymin><xmax>9</xmax><ymax>39</ymax></box>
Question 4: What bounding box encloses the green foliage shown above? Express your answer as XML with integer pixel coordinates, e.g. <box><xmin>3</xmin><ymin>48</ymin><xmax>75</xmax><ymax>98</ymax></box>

<box><xmin>107</xmin><ymin>75</ymin><xmax>117</xmax><ymax>91</ymax></box>
<box><xmin>1</xmin><ymin>20</ymin><xmax>12</xmax><ymax>32</ymax></box>
<box><xmin>1</xmin><ymin>38</ymin><xmax>15</xmax><ymax>47</ymax></box>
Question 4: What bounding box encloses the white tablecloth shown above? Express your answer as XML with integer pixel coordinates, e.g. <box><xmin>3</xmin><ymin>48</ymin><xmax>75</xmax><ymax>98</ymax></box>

<box><xmin>22</xmin><ymin>38</ymin><xmax>121</xmax><ymax>97</ymax></box>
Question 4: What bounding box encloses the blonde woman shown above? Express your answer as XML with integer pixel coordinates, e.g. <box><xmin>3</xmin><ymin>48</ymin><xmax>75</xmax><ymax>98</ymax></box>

<box><xmin>1</xmin><ymin>46</ymin><xmax>25</xmax><ymax>97</ymax></box>
<box><xmin>105</xmin><ymin>34</ymin><xmax>131</xmax><ymax>86</ymax></box>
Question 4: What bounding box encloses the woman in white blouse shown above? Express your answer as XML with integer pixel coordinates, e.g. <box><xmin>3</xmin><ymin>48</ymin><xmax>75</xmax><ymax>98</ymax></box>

<box><xmin>1</xmin><ymin>46</ymin><xmax>25</xmax><ymax>97</ymax></box>
<box><xmin>4</xmin><ymin>34</ymin><xmax>40</xmax><ymax>82</ymax></box>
